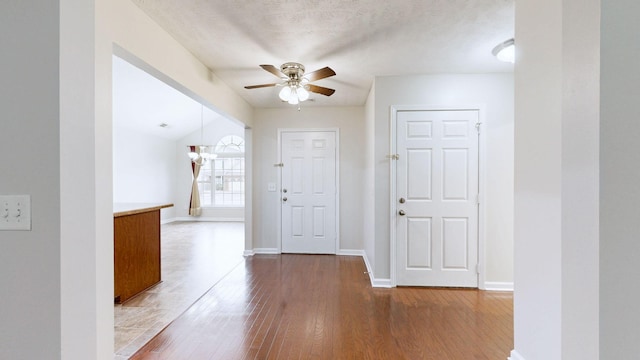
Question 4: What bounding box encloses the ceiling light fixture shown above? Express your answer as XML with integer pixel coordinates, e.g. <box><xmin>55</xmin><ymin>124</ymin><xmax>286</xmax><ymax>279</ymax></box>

<box><xmin>245</xmin><ymin>62</ymin><xmax>336</xmax><ymax>108</ymax></box>
<box><xmin>278</xmin><ymin>81</ymin><xmax>309</xmax><ymax>105</ymax></box>
<box><xmin>492</xmin><ymin>38</ymin><xmax>515</xmax><ymax>63</ymax></box>
<box><xmin>187</xmin><ymin>104</ymin><xmax>216</xmax><ymax>165</ymax></box>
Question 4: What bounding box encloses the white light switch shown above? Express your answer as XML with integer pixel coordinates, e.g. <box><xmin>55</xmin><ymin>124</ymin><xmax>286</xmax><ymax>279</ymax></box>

<box><xmin>0</xmin><ymin>195</ymin><xmax>31</xmax><ymax>231</ymax></box>
<box><xmin>267</xmin><ymin>182</ymin><xmax>277</xmax><ymax>192</ymax></box>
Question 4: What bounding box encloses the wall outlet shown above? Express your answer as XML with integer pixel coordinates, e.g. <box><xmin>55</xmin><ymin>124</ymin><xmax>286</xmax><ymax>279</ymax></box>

<box><xmin>0</xmin><ymin>195</ymin><xmax>31</xmax><ymax>231</ymax></box>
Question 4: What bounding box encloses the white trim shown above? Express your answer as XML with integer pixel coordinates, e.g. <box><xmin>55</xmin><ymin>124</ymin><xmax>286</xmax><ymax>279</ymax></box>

<box><xmin>371</xmin><ymin>278</ymin><xmax>393</xmax><ymax>288</ymax></box>
<box><xmin>508</xmin><ymin>350</ymin><xmax>526</xmax><ymax>360</ymax></box>
<box><xmin>253</xmin><ymin>248</ymin><xmax>280</xmax><ymax>255</ymax></box>
<box><xmin>389</xmin><ymin>105</ymin><xmax>487</xmax><ymax>288</ymax></box>
<box><xmin>243</xmin><ymin>250</ymin><xmax>255</xmax><ymax>257</ymax></box>
<box><xmin>484</xmin><ymin>282</ymin><xmax>514</xmax><ymax>292</ymax></box>
<box><xmin>477</xmin><ymin>106</ymin><xmax>488</xmax><ymax>290</ymax></box>
<box><xmin>160</xmin><ymin>218</ymin><xmax>176</xmax><ymax>225</ymax></box>
<box><xmin>172</xmin><ymin>217</ymin><xmax>244</xmax><ymax>222</ymax></box>
<box><xmin>361</xmin><ymin>251</ymin><xmax>393</xmax><ymax>288</ymax></box>
<box><xmin>277</xmin><ymin>128</ymin><xmax>340</xmax><ymax>255</ymax></box>
<box><xmin>389</xmin><ymin>107</ymin><xmax>398</xmax><ymax>286</ymax></box>
<box><xmin>362</xmin><ymin>250</ymin><xmax>374</xmax><ymax>277</ymax></box>
<box><xmin>244</xmin><ymin>127</ymin><xmax>253</xmax><ymax>258</ymax></box>
<box><xmin>337</xmin><ymin>249</ymin><xmax>365</xmax><ymax>256</ymax></box>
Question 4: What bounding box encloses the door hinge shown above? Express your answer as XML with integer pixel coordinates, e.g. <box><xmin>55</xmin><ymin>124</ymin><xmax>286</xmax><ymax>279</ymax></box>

<box><xmin>386</xmin><ymin>154</ymin><xmax>400</xmax><ymax>160</ymax></box>
<box><xmin>476</xmin><ymin>193</ymin><xmax>481</xmax><ymax>204</ymax></box>
<box><xmin>475</xmin><ymin>122</ymin><xmax>482</xmax><ymax>134</ymax></box>
<box><xmin>273</xmin><ymin>163</ymin><xmax>284</xmax><ymax>167</ymax></box>
<box><xmin>476</xmin><ymin>263</ymin><xmax>481</xmax><ymax>274</ymax></box>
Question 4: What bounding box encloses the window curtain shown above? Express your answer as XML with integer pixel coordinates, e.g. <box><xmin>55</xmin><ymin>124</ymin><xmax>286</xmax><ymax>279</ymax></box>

<box><xmin>189</xmin><ymin>145</ymin><xmax>202</xmax><ymax>216</ymax></box>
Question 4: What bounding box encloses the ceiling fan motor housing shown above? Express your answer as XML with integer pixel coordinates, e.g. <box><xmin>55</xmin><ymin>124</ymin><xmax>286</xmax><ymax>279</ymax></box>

<box><xmin>281</xmin><ymin>62</ymin><xmax>305</xmax><ymax>81</ymax></box>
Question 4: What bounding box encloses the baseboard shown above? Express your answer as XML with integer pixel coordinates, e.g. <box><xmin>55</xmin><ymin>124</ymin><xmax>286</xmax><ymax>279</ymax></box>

<box><xmin>337</xmin><ymin>249</ymin><xmax>365</xmax><ymax>256</ymax></box>
<box><xmin>360</xmin><ymin>251</ymin><xmax>393</xmax><ymax>288</ymax></box>
<box><xmin>160</xmin><ymin>218</ymin><xmax>177</xmax><ymax>225</ymax></box>
<box><xmin>248</xmin><ymin>249</ymin><xmax>366</xmax><ymax>257</ymax></box>
<box><xmin>253</xmin><ymin>248</ymin><xmax>280</xmax><ymax>255</ymax></box>
<box><xmin>172</xmin><ymin>217</ymin><xmax>244</xmax><ymax>222</ymax></box>
<box><xmin>508</xmin><ymin>350</ymin><xmax>525</xmax><ymax>360</ymax></box>
<box><xmin>371</xmin><ymin>278</ymin><xmax>393</xmax><ymax>288</ymax></box>
<box><xmin>484</xmin><ymin>281</ymin><xmax>514</xmax><ymax>292</ymax></box>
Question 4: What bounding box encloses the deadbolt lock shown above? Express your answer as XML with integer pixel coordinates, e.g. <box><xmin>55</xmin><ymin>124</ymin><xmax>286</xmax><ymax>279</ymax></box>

<box><xmin>399</xmin><ymin>197</ymin><xmax>406</xmax><ymax>204</ymax></box>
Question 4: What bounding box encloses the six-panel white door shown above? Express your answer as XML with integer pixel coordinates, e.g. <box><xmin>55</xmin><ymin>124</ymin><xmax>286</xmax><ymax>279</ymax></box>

<box><xmin>396</xmin><ymin>110</ymin><xmax>479</xmax><ymax>287</ymax></box>
<box><xmin>280</xmin><ymin>131</ymin><xmax>337</xmax><ymax>254</ymax></box>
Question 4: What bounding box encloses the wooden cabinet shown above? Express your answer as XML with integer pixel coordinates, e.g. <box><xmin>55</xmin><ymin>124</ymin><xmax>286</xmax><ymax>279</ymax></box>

<box><xmin>113</xmin><ymin>203</ymin><xmax>172</xmax><ymax>304</ymax></box>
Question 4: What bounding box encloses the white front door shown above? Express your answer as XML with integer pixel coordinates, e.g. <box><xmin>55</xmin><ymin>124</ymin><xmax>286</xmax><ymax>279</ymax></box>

<box><xmin>395</xmin><ymin>109</ymin><xmax>479</xmax><ymax>287</ymax></box>
<box><xmin>280</xmin><ymin>130</ymin><xmax>337</xmax><ymax>254</ymax></box>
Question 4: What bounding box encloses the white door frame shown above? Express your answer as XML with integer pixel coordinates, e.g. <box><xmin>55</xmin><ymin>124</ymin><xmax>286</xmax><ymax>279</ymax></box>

<box><xmin>389</xmin><ymin>105</ymin><xmax>487</xmax><ymax>289</ymax></box>
<box><xmin>276</xmin><ymin>128</ymin><xmax>340</xmax><ymax>254</ymax></box>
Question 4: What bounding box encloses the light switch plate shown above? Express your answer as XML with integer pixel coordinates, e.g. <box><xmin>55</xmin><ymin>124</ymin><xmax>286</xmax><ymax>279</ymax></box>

<box><xmin>0</xmin><ymin>195</ymin><xmax>31</xmax><ymax>231</ymax></box>
<box><xmin>267</xmin><ymin>182</ymin><xmax>277</xmax><ymax>192</ymax></box>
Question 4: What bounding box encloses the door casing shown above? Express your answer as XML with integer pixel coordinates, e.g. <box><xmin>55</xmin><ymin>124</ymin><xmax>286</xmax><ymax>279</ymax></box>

<box><xmin>390</xmin><ymin>105</ymin><xmax>487</xmax><ymax>289</ymax></box>
<box><xmin>277</xmin><ymin>128</ymin><xmax>340</xmax><ymax>254</ymax></box>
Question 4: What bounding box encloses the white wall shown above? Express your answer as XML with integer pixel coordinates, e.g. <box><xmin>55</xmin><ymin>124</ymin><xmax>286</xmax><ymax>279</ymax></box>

<box><xmin>512</xmin><ymin>0</ymin><xmax>600</xmax><ymax>359</ymax></box>
<box><xmin>0</xmin><ymin>0</ymin><xmax>115</xmax><ymax>358</ymax></box>
<box><xmin>175</xmin><ymin>113</ymin><xmax>246</xmax><ymax>220</ymax></box>
<box><xmin>113</xmin><ymin>126</ymin><xmax>177</xmax><ymax>220</ymax></box>
<box><xmin>0</xmin><ymin>1</ymin><xmax>63</xmax><ymax>358</ymax></box>
<box><xmin>252</xmin><ymin>107</ymin><xmax>365</xmax><ymax>253</ymax></box>
<box><xmin>600</xmin><ymin>0</ymin><xmax>640</xmax><ymax>357</ymax></box>
<box><xmin>0</xmin><ymin>0</ymin><xmax>254</xmax><ymax>357</ymax></box>
<box><xmin>372</xmin><ymin>74</ymin><xmax>514</xmax><ymax>286</ymax></box>
<box><xmin>363</xmin><ymin>82</ymin><xmax>377</xmax><ymax>274</ymax></box>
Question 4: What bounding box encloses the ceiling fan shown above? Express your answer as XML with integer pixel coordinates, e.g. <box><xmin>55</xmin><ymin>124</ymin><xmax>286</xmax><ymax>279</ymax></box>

<box><xmin>244</xmin><ymin>62</ymin><xmax>336</xmax><ymax>105</ymax></box>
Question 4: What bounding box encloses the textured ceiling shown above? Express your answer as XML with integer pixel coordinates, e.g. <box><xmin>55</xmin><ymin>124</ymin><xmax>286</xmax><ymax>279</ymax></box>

<box><xmin>131</xmin><ymin>0</ymin><xmax>514</xmax><ymax>108</ymax></box>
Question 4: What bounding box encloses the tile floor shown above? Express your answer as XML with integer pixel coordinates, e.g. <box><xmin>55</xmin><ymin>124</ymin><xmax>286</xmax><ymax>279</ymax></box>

<box><xmin>113</xmin><ymin>221</ymin><xmax>244</xmax><ymax>359</ymax></box>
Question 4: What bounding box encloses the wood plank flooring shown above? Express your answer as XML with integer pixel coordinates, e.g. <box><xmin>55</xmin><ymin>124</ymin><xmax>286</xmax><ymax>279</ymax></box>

<box><xmin>131</xmin><ymin>254</ymin><xmax>513</xmax><ymax>360</ymax></box>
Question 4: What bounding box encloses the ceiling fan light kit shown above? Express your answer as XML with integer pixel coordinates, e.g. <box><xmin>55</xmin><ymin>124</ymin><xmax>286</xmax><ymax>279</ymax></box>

<box><xmin>187</xmin><ymin>105</ymin><xmax>216</xmax><ymax>165</ymax></box>
<box><xmin>245</xmin><ymin>62</ymin><xmax>336</xmax><ymax>106</ymax></box>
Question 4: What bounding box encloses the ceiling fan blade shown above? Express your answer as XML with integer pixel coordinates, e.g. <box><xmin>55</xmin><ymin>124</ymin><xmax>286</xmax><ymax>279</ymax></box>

<box><xmin>304</xmin><ymin>67</ymin><xmax>336</xmax><ymax>82</ymax></box>
<box><xmin>260</xmin><ymin>64</ymin><xmax>284</xmax><ymax>78</ymax></box>
<box><xmin>244</xmin><ymin>83</ymin><xmax>278</xmax><ymax>89</ymax></box>
<box><xmin>307</xmin><ymin>84</ymin><xmax>335</xmax><ymax>96</ymax></box>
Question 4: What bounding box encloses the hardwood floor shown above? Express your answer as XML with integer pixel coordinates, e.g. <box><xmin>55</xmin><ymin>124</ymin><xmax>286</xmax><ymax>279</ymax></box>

<box><xmin>132</xmin><ymin>255</ymin><xmax>513</xmax><ymax>360</ymax></box>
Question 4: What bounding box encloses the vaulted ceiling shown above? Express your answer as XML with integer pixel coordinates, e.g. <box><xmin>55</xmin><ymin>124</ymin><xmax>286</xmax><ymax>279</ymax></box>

<box><xmin>130</xmin><ymin>0</ymin><xmax>514</xmax><ymax>108</ymax></box>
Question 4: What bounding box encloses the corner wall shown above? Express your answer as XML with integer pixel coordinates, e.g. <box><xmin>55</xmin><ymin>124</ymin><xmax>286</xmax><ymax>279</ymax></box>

<box><xmin>600</xmin><ymin>0</ymin><xmax>640</xmax><ymax>357</ymax></box>
<box><xmin>512</xmin><ymin>0</ymin><xmax>600</xmax><ymax>359</ymax></box>
<box><xmin>363</xmin><ymin>82</ymin><xmax>377</xmax><ymax>275</ymax></box>
<box><xmin>0</xmin><ymin>1</ymin><xmax>63</xmax><ymax>358</ymax></box>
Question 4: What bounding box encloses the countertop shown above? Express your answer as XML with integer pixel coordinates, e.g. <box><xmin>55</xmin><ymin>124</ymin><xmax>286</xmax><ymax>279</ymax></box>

<box><xmin>113</xmin><ymin>203</ymin><xmax>174</xmax><ymax>217</ymax></box>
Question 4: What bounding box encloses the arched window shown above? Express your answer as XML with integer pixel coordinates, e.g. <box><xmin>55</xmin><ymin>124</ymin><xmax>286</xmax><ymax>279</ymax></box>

<box><xmin>197</xmin><ymin>135</ymin><xmax>245</xmax><ymax>207</ymax></box>
<box><xmin>214</xmin><ymin>135</ymin><xmax>244</xmax><ymax>153</ymax></box>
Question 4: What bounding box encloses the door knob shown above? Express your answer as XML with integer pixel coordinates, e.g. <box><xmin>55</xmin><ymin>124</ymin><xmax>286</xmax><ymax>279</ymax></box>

<box><xmin>282</xmin><ymin>197</ymin><xmax>288</xmax><ymax>202</ymax></box>
<box><xmin>398</xmin><ymin>210</ymin><xmax>405</xmax><ymax>216</ymax></box>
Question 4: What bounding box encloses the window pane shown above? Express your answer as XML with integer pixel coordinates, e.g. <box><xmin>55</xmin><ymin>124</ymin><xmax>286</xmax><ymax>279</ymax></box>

<box><xmin>199</xmin><ymin>136</ymin><xmax>245</xmax><ymax>207</ymax></box>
